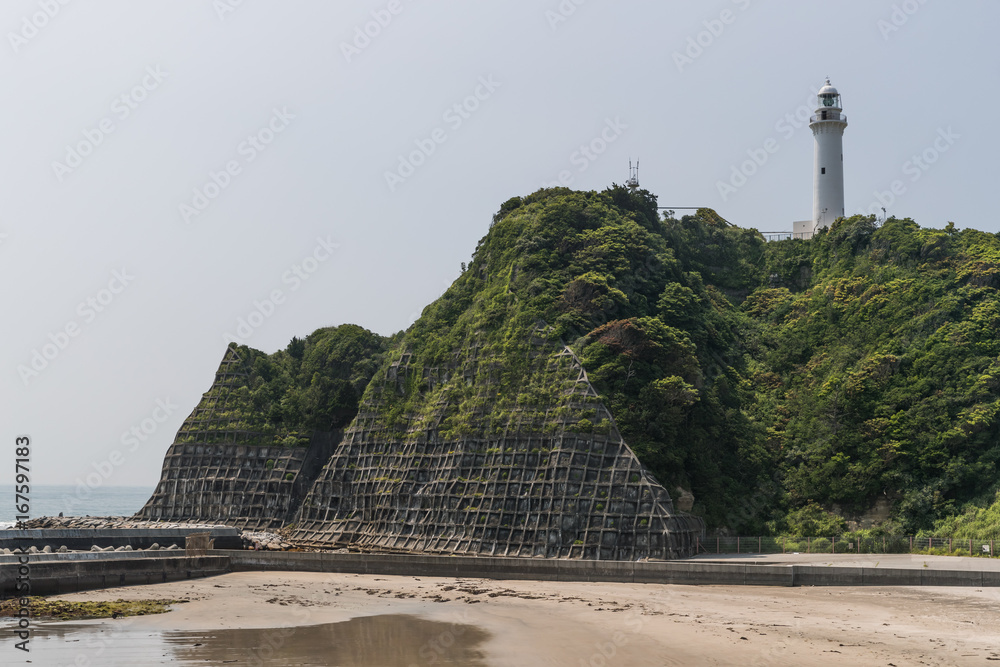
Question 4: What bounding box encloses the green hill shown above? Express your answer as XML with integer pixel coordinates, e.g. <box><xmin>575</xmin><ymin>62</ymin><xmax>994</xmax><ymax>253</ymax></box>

<box><xmin>750</xmin><ymin>216</ymin><xmax>1000</xmax><ymax>534</ymax></box>
<box><xmin>144</xmin><ymin>186</ymin><xmax>1000</xmax><ymax>539</ymax></box>
<box><xmin>173</xmin><ymin>324</ymin><xmax>393</xmax><ymax>447</ymax></box>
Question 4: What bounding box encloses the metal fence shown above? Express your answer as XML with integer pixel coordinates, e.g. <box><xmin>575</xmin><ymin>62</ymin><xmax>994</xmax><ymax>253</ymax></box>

<box><xmin>759</xmin><ymin>232</ymin><xmax>815</xmax><ymax>242</ymax></box>
<box><xmin>697</xmin><ymin>536</ymin><xmax>997</xmax><ymax>557</ymax></box>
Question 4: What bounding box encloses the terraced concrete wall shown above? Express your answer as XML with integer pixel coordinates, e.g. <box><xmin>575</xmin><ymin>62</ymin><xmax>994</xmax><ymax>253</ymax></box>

<box><xmin>137</xmin><ymin>346</ymin><xmax>340</xmax><ymax>530</ymax></box>
<box><xmin>138</xmin><ymin>443</ymin><xmax>307</xmax><ymax>530</ymax></box>
<box><xmin>292</xmin><ymin>326</ymin><xmax>704</xmax><ymax>559</ymax></box>
<box><xmin>143</xmin><ymin>330</ymin><xmax>704</xmax><ymax>558</ymax></box>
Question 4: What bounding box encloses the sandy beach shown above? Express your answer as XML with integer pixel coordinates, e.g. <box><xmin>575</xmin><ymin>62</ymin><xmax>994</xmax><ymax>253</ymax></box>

<box><xmin>15</xmin><ymin>570</ymin><xmax>997</xmax><ymax>666</ymax></box>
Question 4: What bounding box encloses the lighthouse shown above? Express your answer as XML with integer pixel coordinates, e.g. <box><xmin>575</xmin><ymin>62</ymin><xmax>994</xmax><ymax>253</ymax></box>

<box><xmin>809</xmin><ymin>79</ymin><xmax>848</xmax><ymax>233</ymax></box>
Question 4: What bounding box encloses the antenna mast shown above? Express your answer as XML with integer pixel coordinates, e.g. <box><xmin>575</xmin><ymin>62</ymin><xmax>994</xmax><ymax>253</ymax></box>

<box><xmin>626</xmin><ymin>160</ymin><xmax>640</xmax><ymax>191</ymax></box>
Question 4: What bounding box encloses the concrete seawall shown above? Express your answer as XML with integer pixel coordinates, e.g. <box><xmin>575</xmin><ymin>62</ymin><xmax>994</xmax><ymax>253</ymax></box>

<box><xmin>220</xmin><ymin>550</ymin><xmax>1000</xmax><ymax>587</ymax></box>
<box><xmin>4</xmin><ymin>550</ymin><xmax>998</xmax><ymax>598</ymax></box>
<box><xmin>0</xmin><ymin>527</ymin><xmax>242</xmax><ymax>552</ymax></box>
<box><xmin>0</xmin><ymin>554</ymin><xmax>230</xmax><ymax>597</ymax></box>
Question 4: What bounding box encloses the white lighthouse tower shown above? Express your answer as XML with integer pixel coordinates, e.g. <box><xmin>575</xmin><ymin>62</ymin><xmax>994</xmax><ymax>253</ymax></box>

<box><xmin>809</xmin><ymin>79</ymin><xmax>848</xmax><ymax>233</ymax></box>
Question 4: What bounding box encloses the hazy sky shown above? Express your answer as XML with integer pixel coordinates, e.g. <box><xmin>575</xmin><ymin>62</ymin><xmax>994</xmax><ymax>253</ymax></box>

<box><xmin>2</xmin><ymin>1</ymin><xmax>997</xmax><ymax>494</ymax></box>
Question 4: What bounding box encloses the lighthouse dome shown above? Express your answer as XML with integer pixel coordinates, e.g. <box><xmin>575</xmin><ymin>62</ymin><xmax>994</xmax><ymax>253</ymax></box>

<box><xmin>817</xmin><ymin>79</ymin><xmax>842</xmax><ymax>109</ymax></box>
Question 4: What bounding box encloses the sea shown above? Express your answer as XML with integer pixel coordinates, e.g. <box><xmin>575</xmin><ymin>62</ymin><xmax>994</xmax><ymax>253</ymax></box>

<box><xmin>0</xmin><ymin>485</ymin><xmax>154</xmax><ymax>529</ymax></box>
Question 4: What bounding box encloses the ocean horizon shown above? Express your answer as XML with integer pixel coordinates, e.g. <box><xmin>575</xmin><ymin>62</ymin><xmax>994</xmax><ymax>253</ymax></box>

<box><xmin>0</xmin><ymin>484</ymin><xmax>154</xmax><ymax>528</ymax></box>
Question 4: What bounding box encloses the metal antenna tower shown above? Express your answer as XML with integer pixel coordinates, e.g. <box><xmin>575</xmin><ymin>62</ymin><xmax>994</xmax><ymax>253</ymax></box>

<box><xmin>626</xmin><ymin>160</ymin><xmax>640</xmax><ymax>191</ymax></box>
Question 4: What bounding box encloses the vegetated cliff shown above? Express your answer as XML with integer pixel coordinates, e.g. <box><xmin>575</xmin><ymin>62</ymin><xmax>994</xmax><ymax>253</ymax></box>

<box><xmin>137</xmin><ymin>325</ymin><xmax>390</xmax><ymax>529</ymax></box>
<box><xmin>750</xmin><ymin>216</ymin><xmax>1000</xmax><ymax>535</ymax></box>
<box><xmin>292</xmin><ymin>323</ymin><xmax>704</xmax><ymax>559</ymax></box>
<box><xmin>143</xmin><ymin>186</ymin><xmax>1000</xmax><ymax>539</ymax></box>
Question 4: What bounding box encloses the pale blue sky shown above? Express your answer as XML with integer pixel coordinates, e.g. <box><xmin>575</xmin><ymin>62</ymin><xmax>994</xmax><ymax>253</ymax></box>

<box><xmin>2</xmin><ymin>0</ymin><xmax>996</xmax><ymax>491</ymax></box>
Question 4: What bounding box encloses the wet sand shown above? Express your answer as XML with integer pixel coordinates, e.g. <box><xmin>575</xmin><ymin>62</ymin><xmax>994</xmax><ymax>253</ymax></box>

<box><xmin>14</xmin><ymin>571</ymin><xmax>1000</xmax><ymax>666</ymax></box>
<box><xmin>25</xmin><ymin>614</ymin><xmax>490</xmax><ymax>666</ymax></box>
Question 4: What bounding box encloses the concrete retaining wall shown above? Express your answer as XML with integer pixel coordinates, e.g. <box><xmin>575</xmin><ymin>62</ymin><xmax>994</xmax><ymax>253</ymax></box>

<box><xmin>219</xmin><ymin>551</ymin><xmax>1000</xmax><ymax>588</ymax></box>
<box><xmin>3</xmin><ymin>550</ymin><xmax>996</xmax><ymax>598</ymax></box>
<box><xmin>0</xmin><ymin>527</ymin><xmax>242</xmax><ymax>552</ymax></box>
<box><xmin>0</xmin><ymin>555</ymin><xmax>230</xmax><ymax>597</ymax></box>
<box><xmin>0</xmin><ymin>551</ymin><xmax>185</xmax><ymax>566</ymax></box>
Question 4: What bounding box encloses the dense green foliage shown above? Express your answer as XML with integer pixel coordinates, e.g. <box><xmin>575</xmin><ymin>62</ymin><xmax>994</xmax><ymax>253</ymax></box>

<box><xmin>177</xmin><ymin>325</ymin><xmax>391</xmax><ymax>446</ymax></box>
<box><xmin>198</xmin><ymin>188</ymin><xmax>1000</xmax><ymax>536</ymax></box>
<box><xmin>927</xmin><ymin>490</ymin><xmax>1000</xmax><ymax>539</ymax></box>
<box><xmin>751</xmin><ymin>216</ymin><xmax>1000</xmax><ymax>535</ymax></box>
<box><xmin>256</xmin><ymin>325</ymin><xmax>393</xmax><ymax>431</ymax></box>
<box><xmin>395</xmin><ymin>187</ymin><xmax>769</xmax><ymax>528</ymax></box>
<box><xmin>465</xmin><ymin>191</ymin><xmax>1000</xmax><ymax>534</ymax></box>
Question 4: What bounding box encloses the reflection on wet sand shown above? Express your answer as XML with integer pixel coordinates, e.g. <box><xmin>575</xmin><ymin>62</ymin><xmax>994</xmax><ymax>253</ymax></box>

<box><xmin>20</xmin><ymin>614</ymin><xmax>490</xmax><ymax>666</ymax></box>
<box><xmin>165</xmin><ymin>614</ymin><xmax>491</xmax><ymax>666</ymax></box>
<box><xmin>20</xmin><ymin>621</ymin><xmax>173</xmax><ymax>666</ymax></box>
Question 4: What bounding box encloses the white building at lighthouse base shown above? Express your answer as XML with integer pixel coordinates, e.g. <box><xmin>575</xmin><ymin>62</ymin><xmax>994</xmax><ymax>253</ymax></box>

<box><xmin>793</xmin><ymin>219</ymin><xmax>814</xmax><ymax>239</ymax></box>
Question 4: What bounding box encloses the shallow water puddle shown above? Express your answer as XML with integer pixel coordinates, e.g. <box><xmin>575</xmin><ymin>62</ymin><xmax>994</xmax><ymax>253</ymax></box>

<box><xmin>166</xmin><ymin>614</ymin><xmax>492</xmax><ymax>666</ymax></box>
<box><xmin>20</xmin><ymin>614</ymin><xmax>491</xmax><ymax>666</ymax></box>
